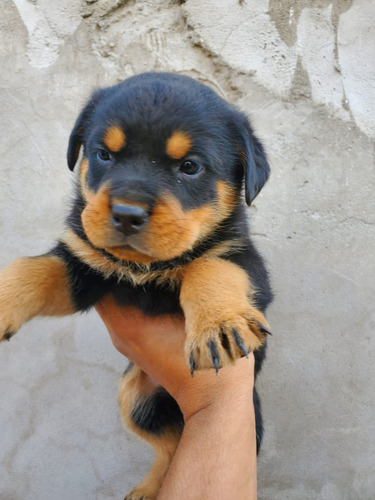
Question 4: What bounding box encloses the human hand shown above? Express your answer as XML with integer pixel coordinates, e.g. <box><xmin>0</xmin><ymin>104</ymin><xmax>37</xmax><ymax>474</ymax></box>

<box><xmin>95</xmin><ymin>294</ymin><xmax>255</xmax><ymax>419</ymax></box>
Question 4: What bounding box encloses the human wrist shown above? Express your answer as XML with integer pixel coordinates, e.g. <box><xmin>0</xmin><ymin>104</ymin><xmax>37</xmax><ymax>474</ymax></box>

<box><xmin>175</xmin><ymin>355</ymin><xmax>254</xmax><ymax>420</ymax></box>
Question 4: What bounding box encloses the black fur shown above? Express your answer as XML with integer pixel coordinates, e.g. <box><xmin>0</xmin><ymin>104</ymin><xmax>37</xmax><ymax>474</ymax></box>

<box><xmin>131</xmin><ymin>387</ymin><xmax>184</xmax><ymax>436</ymax></box>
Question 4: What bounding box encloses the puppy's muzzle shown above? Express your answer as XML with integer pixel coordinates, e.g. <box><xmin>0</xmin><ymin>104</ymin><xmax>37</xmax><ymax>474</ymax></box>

<box><xmin>111</xmin><ymin>203</ymin><xmax>149</xmax><ymax>236</ymax></box>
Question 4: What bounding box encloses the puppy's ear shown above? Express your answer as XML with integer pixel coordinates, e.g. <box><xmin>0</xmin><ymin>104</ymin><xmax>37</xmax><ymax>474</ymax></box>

<box><xmin>67</xmin><ymin>90</ymin><xmax>103</xmax><ymax>171</ymax></box>
<box><xmin>236</xmin><ymin>116</ymin><xmax>270</xmax><ymax>206</ymax></box>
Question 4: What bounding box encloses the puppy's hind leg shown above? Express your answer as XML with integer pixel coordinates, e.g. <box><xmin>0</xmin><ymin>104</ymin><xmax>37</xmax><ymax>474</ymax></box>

<box><xmin>119</xmin><ymin>363</ymin><xmax>183</xmax><ymax>500</ymax></box>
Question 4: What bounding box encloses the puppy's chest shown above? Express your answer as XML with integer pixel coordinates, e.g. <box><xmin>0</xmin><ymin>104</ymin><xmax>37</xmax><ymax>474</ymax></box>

<box><xmin>110</xmin><ymin>265</ymin><xmax>184</xmax><ymax>316</ymax></box>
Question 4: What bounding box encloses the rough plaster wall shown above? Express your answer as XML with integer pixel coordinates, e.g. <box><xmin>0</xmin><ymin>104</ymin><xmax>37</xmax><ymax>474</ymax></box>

<box><xmin>0</xmin><ymin>0</ymin><xmax>374</xmax><ymax>498</ymax></box>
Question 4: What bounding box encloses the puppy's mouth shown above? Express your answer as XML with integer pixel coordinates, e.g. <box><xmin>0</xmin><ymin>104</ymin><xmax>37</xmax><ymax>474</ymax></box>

<box><xmin>104</xmin><ymin>241</ymin><xmax>155</xmax><ymax>264</ymax></box>
<box><xmin>105</xmin><ymin>234</ymin><xmax>156</xmax><ymax>261</ymax></box>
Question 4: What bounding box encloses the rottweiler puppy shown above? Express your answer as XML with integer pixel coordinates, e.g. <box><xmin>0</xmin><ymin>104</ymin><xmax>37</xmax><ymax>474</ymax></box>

<box><xmin>0</xmin><ymin>72</ymin><xmax>272</xmax><ymax>499</ymax></box>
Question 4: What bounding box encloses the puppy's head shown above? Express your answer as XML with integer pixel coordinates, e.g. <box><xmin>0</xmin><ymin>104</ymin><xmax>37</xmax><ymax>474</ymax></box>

<box><xmin>67</xmin><ymin>73</ymin><xmax>270</xmax><ymax>263</ymax></box>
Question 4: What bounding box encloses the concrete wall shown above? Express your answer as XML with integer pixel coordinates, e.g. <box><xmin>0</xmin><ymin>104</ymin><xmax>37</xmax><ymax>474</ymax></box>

<box><xmin>0</xmin><ymin>1</ymin><xmax>374</xmax><ymax>498</ymax></box>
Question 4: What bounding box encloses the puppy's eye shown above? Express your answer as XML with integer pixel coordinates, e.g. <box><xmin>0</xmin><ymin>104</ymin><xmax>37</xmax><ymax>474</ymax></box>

<box><xmin>97</xmin><ymin>149</ymin><xmax>113</xmax><ymax>163</ymax></box>
<box><xmin>179</xmin><ymin>160</ymin><xmax>202</xmax><ymax>177</ymax></box>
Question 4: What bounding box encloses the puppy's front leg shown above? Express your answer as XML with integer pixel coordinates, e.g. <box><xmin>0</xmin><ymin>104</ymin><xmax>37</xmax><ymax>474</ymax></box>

<box><xmin>0</xmin><ymin>254</ymin><xmax>75</xmax><ymax>341</ymax></box>
<box><xmin>180</xmin><ymin>257</ymin><xmax>270</xmax><ymax>374</ymax></box>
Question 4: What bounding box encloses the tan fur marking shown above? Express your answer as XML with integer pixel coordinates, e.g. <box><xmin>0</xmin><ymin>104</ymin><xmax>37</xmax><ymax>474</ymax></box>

<box><xmin>81</xmin><ymin>183</ymin><xmax>113</xmax><ymax>248</ymax></box>
<box><xmin>180</xmin><ymin>257</ymin><xmax>269</xmax><ymax>370</ymax></box>
<box><xmin>181</xmin><ymin>258</ymin><xmax>253</xmax><ymax>323</ymax></box>
<box><xmin>0</xmin><ymin>255</ymin><xmax>74</xmax><ymax>339</ymax></box>
<box><xmin>145</xmin><ymin>189</ymin><xmax>239</xmax><ymax>260</ymax></box>
<box><xmin>216</xmin><ymin>180</ymin><xmax>237</xmax><ymax>217</ymax></box>
<box><xmin>142</xmin><ymin>194</ymin><xmax>216</xmax><ymax>260</ymax></box>
<box><xmin>119</xmin><ymin>366</ymin><xmax>181</xmax><ymax>499</ymax></box>
<box><xmin>79</xmin><ymin>158</ymin><xmax>90</xmax><ymax>202</ymax></box>
<box><xmin>166</xmin><ymin>130</ymin><xmax>192</xmax><ymax>159</ymax></box>
<box><xmin>203</xmin><ymin>238</ymin><xmax>246</xmax><ymax>260</ymax></box>
<box><xmin>103</xmin><ymin>125</ymin><xmax>126</xmax><ymax>152</ymax></box>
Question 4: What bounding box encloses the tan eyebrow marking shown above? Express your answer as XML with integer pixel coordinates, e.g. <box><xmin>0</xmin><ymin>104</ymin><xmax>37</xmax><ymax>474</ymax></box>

<box><xmin>166</xmin><ymin>130</ymin><xmax>192</xmax><ymax>160</ymax></box>
<box><xmin>103</xmin><ymin>125</ymin><xmax>126</xmax><ymax>152</ymax></box>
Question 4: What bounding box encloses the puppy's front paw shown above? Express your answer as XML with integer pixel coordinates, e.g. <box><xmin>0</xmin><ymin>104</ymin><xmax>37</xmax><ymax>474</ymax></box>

<box><xmin>185</xmin><ymin>305</ymin><xmax>271</xmax><ymax>375</ymax></box>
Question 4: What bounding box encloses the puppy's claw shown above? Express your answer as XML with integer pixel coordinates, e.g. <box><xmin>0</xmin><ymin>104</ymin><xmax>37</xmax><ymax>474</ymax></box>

<box><xmin>3</xmin><ymin>331</ymin><xmax>15</xmax><ymax>342</ymax></box>
<box><xmin>232</xmin><ymin>328</ymin><xmax>249</xmax><ymax>358</ymax></box>
<box><xmin>189</xmin><ymin>352</ymin><xmax>196</xmax><ymax>377</ymax></box>
<box><xmin>258</xmin><ymin>323</ymin><xmax>272</xmax><ymax>336</ymax></box>
<box><xmin>208</xmin><ymin>340</ymin><xmax>220</xmax><ymax>375</ymax></box>
<box><xmin>213</xmin><ymin>357</ymin><xmax>219</xmax><ymax>375</ymax></box>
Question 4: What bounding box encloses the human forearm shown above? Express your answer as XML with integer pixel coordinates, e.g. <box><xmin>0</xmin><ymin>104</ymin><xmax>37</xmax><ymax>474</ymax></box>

<box><xmin>158</xmin><ymin>359</ymin><xmax>257</xmax><ymax>500</ymax></box>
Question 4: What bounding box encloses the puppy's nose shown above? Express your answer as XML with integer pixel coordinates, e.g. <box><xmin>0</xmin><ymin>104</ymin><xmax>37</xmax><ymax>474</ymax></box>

<box><xmin>111</xmin><ymin>203</ymin><xmax>149</xmax><ymax>236</ymax></box>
